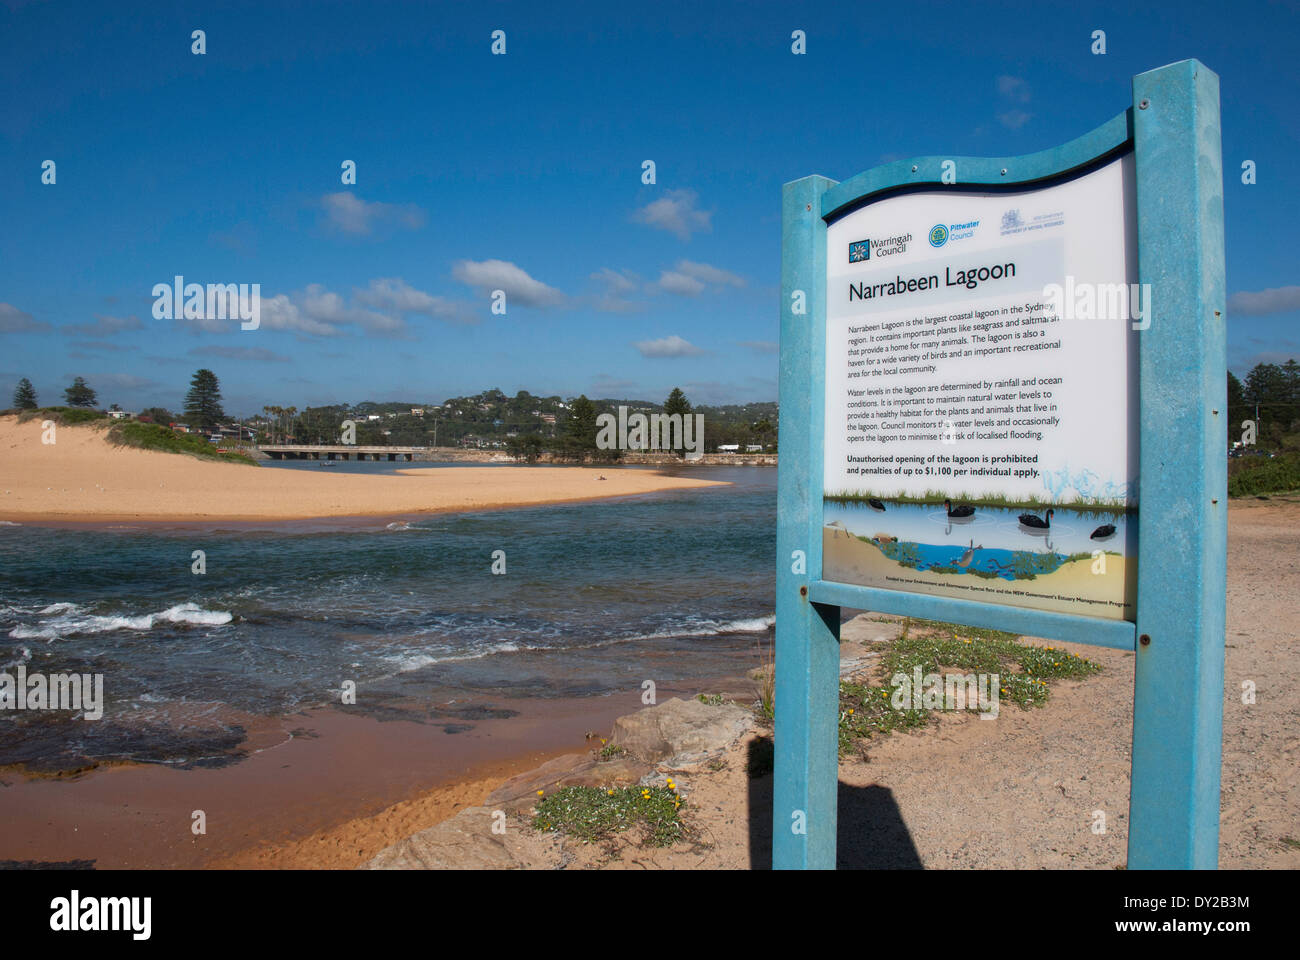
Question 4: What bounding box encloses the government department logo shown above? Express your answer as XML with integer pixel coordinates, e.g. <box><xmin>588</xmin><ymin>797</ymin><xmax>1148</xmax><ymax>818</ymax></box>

<box><xmin>849</xmin><ymin>240</ymin><xmax>869</xmax><ymax>263</ymax></box>
<box><xmin>928</xmin><ymin>224</ymin><xmax>949</xmax><ymax>247</ymax></box>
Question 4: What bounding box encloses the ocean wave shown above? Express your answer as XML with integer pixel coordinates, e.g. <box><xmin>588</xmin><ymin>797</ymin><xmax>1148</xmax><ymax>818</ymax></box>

<box><xmin>384</xmin><ymin>640</ymin><xmax>526</xmax><ymax>673</ymax></box>
<box><xmin>620</xmin><ymin>614</ymin><xmax>776</xmax><ymax>642</ymax></box>
<box><xmin>8</xmin><ymin>602</ymin><xmax>233</xmax><ymax>640</ymax></box>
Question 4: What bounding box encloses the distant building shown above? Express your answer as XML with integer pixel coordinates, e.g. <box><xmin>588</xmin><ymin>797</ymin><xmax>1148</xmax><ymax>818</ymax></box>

<box><xmin>746</xmin><ymin>444</ymin><xmax>763</xmax><ymax>452</ymax></box>
<box><xmin>717</xmin><ymin>444</ymin><xmax>740</xmax><ymax>452</ymax></box>
<box><xmin>107</xmin><ymin>410</ymin><xmax>131</xmax><ymax>420</ymax></box>
<box><xmin>540</xmin><ymin>414</ymin><xmax>557</xmax><ymax>425</ymax></box>
<box><xmin>410</xmin><ymin>408</ymin><xmax>424</xmax><ymax>417</ymax></box>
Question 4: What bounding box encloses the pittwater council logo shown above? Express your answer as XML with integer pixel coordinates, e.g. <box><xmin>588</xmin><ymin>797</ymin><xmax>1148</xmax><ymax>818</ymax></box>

<box><xmin>928</xmin><ymin>224</ymin><xmax>949</xmax><ymax>247</ymax></box>
<box><xmin>849</xmin><ymin>240</ymin><xmax>869</xmax><ymax>263</ymax></box>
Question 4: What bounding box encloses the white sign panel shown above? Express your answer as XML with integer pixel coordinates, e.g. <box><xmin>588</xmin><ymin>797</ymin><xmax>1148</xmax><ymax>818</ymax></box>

<box><xmin>821</xmin><ymin>156</ymin><xmax>1139</xmax><ymax>620</ymax></box>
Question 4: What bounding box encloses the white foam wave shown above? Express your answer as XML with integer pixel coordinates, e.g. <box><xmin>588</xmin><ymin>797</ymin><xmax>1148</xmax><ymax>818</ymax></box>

<box><xmin>8</xmin><ymin>602</ymin><xmax>233</xmax><ymax>640</ymax></box>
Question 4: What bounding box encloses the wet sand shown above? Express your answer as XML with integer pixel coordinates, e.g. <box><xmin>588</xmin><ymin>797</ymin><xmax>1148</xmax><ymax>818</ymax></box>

<box><xmin>0</xmin><ymin>669</ymin><xmax>753</xmax><ymax>869</ymax></box>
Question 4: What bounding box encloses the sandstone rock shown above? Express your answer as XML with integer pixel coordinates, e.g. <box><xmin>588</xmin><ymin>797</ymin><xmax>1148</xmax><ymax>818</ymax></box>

<box><xmin>610</xmin><ymin>697</ymin><xmax>754</xmax><ymax>765</ymax></box>
<box><xmin>365</xmin><ymin>806</ymin><xmax>519</xmax><ymax>870</ymax></box>
<box><xmin>484</xmin><ymin>753</ymin><xmax>655</xmax><ymax>810</ymax></box>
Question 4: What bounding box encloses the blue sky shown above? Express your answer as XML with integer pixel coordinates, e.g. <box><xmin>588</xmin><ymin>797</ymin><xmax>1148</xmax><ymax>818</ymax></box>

<box><xmin>2</xmin><ymin>0</ymin><xmax>1297</xmax><ymax>416</ymax></box>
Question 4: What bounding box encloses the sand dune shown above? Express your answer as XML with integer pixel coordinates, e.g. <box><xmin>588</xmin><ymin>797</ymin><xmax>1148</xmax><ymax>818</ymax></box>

<box><xmin>0</xmin><ymin>417</ymin><xmax>726</xmax><ymax>522</ymax></box>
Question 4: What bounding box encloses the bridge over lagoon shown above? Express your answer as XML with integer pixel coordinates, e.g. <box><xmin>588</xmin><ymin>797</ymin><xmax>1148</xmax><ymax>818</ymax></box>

<box><xmin>258</xmin><ymin>444</ymin><xmax>419</xmax><ymax>461</ymax></box>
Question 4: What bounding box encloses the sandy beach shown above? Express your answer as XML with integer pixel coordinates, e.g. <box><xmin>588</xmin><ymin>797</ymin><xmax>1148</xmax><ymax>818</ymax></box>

<box><xmin>0</xmin><ymin>416</ymin><xmax>725</xmax><ymax>523</ymax></box>
<box><xmin>241</xmin><ymin>498</ymin><xmax>1298</xmax><ymax>869</ymax></box>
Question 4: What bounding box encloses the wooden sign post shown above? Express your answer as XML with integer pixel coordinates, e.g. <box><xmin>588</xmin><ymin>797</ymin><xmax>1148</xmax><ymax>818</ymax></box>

<box><xmin>775</xmin><ymin>59</ymin><xmax>1226</xmax><ymax>869</ymax></box>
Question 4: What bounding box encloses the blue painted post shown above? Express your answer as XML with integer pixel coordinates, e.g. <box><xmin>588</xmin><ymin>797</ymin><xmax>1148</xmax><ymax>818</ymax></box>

<box><xmin>774</xmin><ymin>175</ymin><xmax>841</xmax><ymax>869</ymax></box>
<box><xmin>1129</xmin><ymin>59</ymin><xmax>1227</xmax><ymax>868</ymax></box>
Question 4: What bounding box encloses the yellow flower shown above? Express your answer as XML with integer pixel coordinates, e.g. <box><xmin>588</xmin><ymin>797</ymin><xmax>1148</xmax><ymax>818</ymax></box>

<box><xmin>848</xmin><ymin>708</ymin><xmax>854</xmax><ymax>715</ymax></box>
<box><xmin>608</xmin><ymin>789</ymin><xmax>615</xmax><ymax>795</ymax></box>
<box><xmin>537</xmin><ymin>790</ymin><xmax>544</xmax><ymax>796</ymax></box>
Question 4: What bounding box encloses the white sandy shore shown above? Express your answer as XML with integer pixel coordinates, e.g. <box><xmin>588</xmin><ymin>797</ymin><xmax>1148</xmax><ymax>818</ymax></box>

<box><xmin>0</xmin><ymin>417</ymin><xmax>727</xmax><ymax>522</ymax></box>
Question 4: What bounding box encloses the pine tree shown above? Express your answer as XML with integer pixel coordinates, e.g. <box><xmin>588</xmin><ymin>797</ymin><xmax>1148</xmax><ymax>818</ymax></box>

<box><xmin>184</xmin><ymin>369</ymin><xmax>225</xmax><ymax>432</ymax></box>
<box><xmin>663</xmin><ymin>387</ymin><xmax>692</xmax><ymax>457</ymax></box>
<box><xmin>63</xmin><ymin>377</ymin><xmax>97</xmax><ymax>408</ymax></box>
<box><xmin>12</xmin><ymin>378</ymin><xmax>38</xmax><ymax>409</ymax></box>
<box><xmin>562</xmin><ymin>395</ymin><xmax>599</xmax><ymax>459</ymax></box>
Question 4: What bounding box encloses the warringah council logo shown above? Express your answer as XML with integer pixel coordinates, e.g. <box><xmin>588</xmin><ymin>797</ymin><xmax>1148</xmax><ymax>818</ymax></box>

<box><xmin>850</xmin><ymin>234</ymin><xmax>912</xmax><ymax>263</ymax></box>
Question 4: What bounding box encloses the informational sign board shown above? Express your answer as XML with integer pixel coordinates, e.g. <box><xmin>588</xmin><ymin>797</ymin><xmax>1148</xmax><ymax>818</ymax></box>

<box><xmin>821</xmin><ymin>157</ymin><xmax>1138</xmax><ymax>621</ymax></box>
<box><xmin>774</xmin><ymin>60</ymin><xmax>1227</xmax><ymax>871</ymax></box>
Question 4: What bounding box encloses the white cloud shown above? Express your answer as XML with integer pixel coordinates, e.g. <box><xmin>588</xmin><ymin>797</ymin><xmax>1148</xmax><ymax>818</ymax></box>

<box><xmin>634</xmin><ymin>334</ymin><xmax>706</xmax><ymax>358</ymax></box>
<box><xmin>997</xmin><ymin>75</ymin><xmax>1031</xmax><ymax>102</ymax></box>
<box><xmin>257</xmin><ymin>292</ymin><xmax>343</xmax><ymax>337</ymax></box>
<box><xmin>656</xmin><ymin>271</ymin><xmax>706</xmax><ymax>296</ymax></box>
<box><xmin>64</xmin><ymin>314</ymin><xmax>143</xmax><ymax>336</ymax></box>
<box><xmin>189</xmin><ymin>345</ymin><xmax>290</xmax><ymax>363</ymax></box>
<box><xmin>740</xmin><ymin>340</ymin><xmax>778</xmax><ymax>354</ymax></box>
<box><xmin>1228</xmin><ymin>285</ymin><xmax>1300</xmax><ymax>316</ymax></box>
<box><xmin>587</xmin><ymin>268</ymin><xmax>643</xmax><ymax>313</ymax></box>
<box><xmin>320</xmin><ymin>192</ymin><xmax>424</xmax><ymax>235</ymax></box>
<box><xmin>632</xmin><ymin>188</ymin><xmax>712</xmax><ymax>241</ymax></box>
<box><xmin>655</xmin><ymin>259</ymin><xmax>745</xmax><ymax>296</ymax></box>
<box><xmin>355</xmin><ymin>277</ymin><xmax>478</xmax><ymax>324</ymax></box>
<box><xmin>452</xmin><ymin>259</ymin><xmax>566</xmax><ymax>308</ymax></box>
<box><xmin>0</xmin><ymin>302</ymin><xmax>48</xmax><ymax>333</ymax></box>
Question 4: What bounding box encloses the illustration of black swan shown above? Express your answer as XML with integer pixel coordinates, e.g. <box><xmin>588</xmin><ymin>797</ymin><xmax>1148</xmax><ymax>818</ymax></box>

<box><xmin>1019</xmin><ymin>508</ymin><xmax>1054</xmax><ymax>529</ymax></box>
<box><xmin>1090</xmin><ymin>523</ymin><xmax>1116</xmax><ymax>540</ymax></box>
<box><xmin>943</xmin><ymin>498</ymin><xmax>975</xmax><ymax>518</ymax></box>
<box><xmin>868</xmin><ymin>498</ymin><xmax>886</xmax><ymax>511</ymax></box>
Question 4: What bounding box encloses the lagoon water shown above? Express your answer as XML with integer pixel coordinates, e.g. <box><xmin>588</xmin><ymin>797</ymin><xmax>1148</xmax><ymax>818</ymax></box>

<box><xmin>0</xmin><ymin>466</ymin><xmax>776</xmax><ymax>772</ymax></box>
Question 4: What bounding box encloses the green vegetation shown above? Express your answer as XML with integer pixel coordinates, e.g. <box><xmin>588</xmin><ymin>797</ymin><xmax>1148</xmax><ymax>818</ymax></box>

<box><xmin>62</xmin><ymin>376</ymin><xmax>97</xmax><ymax>408</ymax></box>
<box><xmin>836</xmin><ymin>618</ymin><xmax>1102</xmax><ymax>757</ymax></box>
<box><xmin>696</xmin><ymin>693</ymin><xmax>730</xmax><ymax>706</ymax></box>
<box><xmin>1227</xmin><ymin>360</ymin><xmax>1300</xmax><ymax>495</ymax></box>
<box><xmin>183</xmin><ymin>368</ymin><xmax>226</xmax><ymax>432</ymax></box>
<box><xmin>109</xmin><ymin>421</ymin><xmax>257</xmax><ymax>465</ymax></box>
<box><xmin>257</xmin><ymin>387</ymin><xmax>776</xmax><ymax>455</ymax></box>
<box><xmin>11</xmin><ymin>378</ymin><xmax>38</xmax><ymax>409</ymax></box>
<box><xmin>597</xmin><ymin>742</ymin><xmax>626</xmax><ymax>760</ymax></box>
<box><xmin>16</xmin><ymin>406</ymin><xmax>108</xmax><ymax>425</ymax></box>
<box><xmin>1228</xmin><ymin>451</ymin><xmax>1300</xmax><ymax>497</ymax></box>
<box><xmin>532</xmin><ymin>784</ymin><xmax>687</xmax><ymax>846</ymax></box>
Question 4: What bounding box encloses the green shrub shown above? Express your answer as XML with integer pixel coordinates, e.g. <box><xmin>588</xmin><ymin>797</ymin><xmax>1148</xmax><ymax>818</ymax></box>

<box><xmin>109</xmin><ymin>421</ymin><xmax>256</xmax><ymax>465</ymax></box>
<box><xmin>1228</xmin><ymin>452</ymin><xmax>1300</xmax><ymax>496</ymax></box>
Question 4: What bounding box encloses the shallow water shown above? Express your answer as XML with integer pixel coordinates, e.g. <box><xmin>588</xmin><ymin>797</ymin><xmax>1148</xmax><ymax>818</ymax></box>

<box><xmin>0</xmin><ymin>467</ymin><xmax>776</xmax><ymax>771</ymax></box>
